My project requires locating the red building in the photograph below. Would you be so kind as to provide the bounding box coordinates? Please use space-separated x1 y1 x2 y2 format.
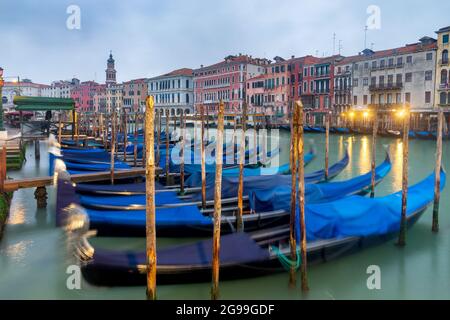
193 54 270 114
71 81 100 112
122 78 148 112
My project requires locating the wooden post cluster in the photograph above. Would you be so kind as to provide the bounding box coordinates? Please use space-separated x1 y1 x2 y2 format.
165 110 170 185
289 103 298 287
201 105 207 209
0 146 6 192
180 110 185 195
324 112 330 180
110 111 116 185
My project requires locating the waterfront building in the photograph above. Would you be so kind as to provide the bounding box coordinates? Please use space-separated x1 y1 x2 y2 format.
333 57 354 115
41 78 80 99
350 37 437 115
194 54 270 114
435 26 450 107
106 83 123 113
147 68 194 115
300 55 342 125
122 78 148 113
71 81 99 112
93 84 107 113
2 79 49 112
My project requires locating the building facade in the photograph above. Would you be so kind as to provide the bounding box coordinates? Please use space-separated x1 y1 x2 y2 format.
41 78 80 99
147 68 194 115
71 81 99 112
122 78 148 113
435 26 450 107
2 79 49 111
351 38 437 113
194 54 270 114
106 83 123 113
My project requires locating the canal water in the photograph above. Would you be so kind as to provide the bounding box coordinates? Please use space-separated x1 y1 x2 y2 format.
1 131 450 299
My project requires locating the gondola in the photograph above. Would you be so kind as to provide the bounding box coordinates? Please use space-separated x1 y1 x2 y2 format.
57 152 390 237
73 169 445 286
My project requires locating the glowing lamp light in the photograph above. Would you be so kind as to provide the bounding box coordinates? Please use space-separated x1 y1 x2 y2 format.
363 111 369 118
349 111 355 118
397 109 406 118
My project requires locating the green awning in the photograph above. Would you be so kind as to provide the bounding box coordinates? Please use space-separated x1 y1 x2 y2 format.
13 96 75 111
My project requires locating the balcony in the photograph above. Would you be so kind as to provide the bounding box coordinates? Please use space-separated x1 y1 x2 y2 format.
334 86 352 93
439 59 449 66
369 82 403 91
438 83 450 91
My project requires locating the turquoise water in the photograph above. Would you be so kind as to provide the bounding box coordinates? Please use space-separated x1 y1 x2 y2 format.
1 132 450 299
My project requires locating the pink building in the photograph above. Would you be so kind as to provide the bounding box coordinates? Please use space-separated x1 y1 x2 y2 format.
71 81 100 112
193 54 270 114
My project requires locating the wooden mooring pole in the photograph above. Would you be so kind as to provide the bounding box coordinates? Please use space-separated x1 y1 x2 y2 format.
289 103 298 287
397 105 410 246
0 146 6 192
179 110 185 195
165 110 170 185
157 110 161 167
58 112 62 145
201 105 207 209
296 100 309 292
370 109 379 198
110 111 116 185
324 112 330 180
145 96 157 300
134 113 138 167
123 110 128 162
432 109 444 232
237 102 247 232
211 100 225 300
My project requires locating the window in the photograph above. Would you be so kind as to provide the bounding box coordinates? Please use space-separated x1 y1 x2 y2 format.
387 93 393 104
364 62 369 69
425 70 433 81
379 76 385 86
440 92 447 105
406 56 413 63
304 82 307 93
353 96 358 105
388 75 394 85
425 91 431 103
396 93 402 104
397 57 403 66
443 34 449 44
363 78 369 86
405 92 411 103
380 60 385 68
363 95 368 105
396 74 403 84
371 77 376 86
372 61 377 69
441 69 448 84
354 63 359 70
304 68 308 76
388 58 394 67
426 53 433 61
443 50 449 64
405 73 412 82
353 78 359 87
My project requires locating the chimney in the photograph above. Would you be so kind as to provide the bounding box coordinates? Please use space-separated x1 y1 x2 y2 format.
200 64 204 68
291 55 295 59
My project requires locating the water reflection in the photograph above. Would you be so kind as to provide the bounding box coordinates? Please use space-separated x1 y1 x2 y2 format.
0 240 33 266
7 203 26 226
359 136 371 174
391 140 403 191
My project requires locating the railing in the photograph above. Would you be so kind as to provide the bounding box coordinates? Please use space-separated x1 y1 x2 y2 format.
369 82 403 91
439 83 449 90
439 59 449 66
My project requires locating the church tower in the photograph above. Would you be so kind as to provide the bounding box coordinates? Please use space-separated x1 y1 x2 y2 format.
106 51 117 85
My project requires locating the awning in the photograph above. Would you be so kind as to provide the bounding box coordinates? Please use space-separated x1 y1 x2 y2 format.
13 96 75 111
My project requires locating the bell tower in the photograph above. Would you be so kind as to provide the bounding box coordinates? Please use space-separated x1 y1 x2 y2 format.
106 50 117 85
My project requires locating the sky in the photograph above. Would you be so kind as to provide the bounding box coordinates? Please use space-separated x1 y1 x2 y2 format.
0 0 449 84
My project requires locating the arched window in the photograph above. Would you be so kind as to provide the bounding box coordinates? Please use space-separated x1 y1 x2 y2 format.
441 69 448 84
440 92 447 105
443 50 449 64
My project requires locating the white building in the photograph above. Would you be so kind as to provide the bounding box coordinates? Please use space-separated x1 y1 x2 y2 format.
2 79 49 111
350 37 437 112
41 78 80 99
147 68 194 115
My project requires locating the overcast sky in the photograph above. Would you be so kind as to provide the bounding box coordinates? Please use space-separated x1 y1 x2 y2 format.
0 0 449 84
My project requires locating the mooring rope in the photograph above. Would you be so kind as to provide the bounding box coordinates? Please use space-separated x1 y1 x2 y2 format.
270 246 301 271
